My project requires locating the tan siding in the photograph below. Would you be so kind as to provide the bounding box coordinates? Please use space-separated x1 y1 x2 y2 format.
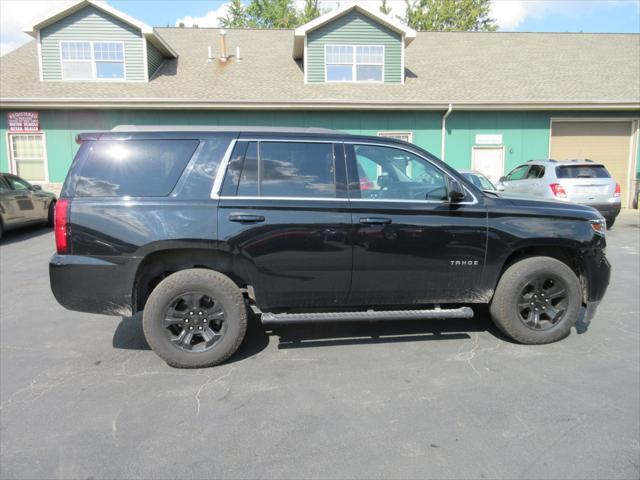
551 121 634 205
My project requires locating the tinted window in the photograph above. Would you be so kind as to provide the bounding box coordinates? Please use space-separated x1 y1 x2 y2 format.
6 176 31 190
260 142 336 198
237 142 258 196
353 145 448 201
507 166 529 181
527 165 545 179
71 140 198 197
0 177 10 192
556 165 611 179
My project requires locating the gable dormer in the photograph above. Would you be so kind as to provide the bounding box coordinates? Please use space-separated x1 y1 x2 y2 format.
24 0 176 82
293 5 416 85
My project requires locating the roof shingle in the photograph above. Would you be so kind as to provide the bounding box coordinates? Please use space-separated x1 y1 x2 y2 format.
1 28 638 108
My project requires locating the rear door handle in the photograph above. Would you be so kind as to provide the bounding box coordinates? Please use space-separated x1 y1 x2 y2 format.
359 217 392 225
228 213 265 223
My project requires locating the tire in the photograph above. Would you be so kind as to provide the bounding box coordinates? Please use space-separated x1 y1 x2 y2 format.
490 256 582 344
605 216 615 229
142 269 247 368
47 200 56 227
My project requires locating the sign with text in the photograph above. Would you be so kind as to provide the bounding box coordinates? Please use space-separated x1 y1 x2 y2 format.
475 134 503 145
7 111 40 132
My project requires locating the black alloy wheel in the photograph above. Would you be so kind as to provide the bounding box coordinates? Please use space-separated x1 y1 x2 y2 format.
163 292 227 352
517 276 568 331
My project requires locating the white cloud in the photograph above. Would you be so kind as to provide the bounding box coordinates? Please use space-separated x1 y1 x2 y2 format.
175 3 232 27
490 1 529 30
0 0 75 56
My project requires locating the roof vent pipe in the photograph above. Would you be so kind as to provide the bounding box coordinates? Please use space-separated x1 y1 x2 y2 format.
219 29 227 62
207 46 213 62
236 46 241 62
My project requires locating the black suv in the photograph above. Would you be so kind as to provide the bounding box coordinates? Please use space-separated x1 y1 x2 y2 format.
50 127 611 368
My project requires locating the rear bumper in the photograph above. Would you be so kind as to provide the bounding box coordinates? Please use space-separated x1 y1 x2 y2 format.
585 202 621 219
49 254 137 316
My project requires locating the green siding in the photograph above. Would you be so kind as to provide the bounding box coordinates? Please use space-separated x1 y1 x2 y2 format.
146 40 164 78
306 10 402 84
40 5 145 81
1 110 637 185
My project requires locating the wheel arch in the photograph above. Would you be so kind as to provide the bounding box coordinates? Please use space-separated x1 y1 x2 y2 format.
132 248 249 314
496 244 588 304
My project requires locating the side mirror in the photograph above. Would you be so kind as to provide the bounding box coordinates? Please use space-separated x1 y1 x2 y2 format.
448 178 466 202
31 184 42 191
498 176 506 183
496 183 505 192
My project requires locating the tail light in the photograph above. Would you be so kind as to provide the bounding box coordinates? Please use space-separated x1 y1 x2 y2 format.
614 183 621 198
54 199 70 254
360 179 375 190
549 183 567 199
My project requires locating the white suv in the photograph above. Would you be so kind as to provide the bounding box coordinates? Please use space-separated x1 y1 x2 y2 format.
496 160 621 228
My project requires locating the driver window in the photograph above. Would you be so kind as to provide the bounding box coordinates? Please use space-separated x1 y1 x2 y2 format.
353 145 448 201
506 166 529 181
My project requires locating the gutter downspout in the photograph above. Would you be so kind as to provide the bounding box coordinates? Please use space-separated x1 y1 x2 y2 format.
441 103 453 161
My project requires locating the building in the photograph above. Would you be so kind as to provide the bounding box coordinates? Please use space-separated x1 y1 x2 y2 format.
1 0 639 205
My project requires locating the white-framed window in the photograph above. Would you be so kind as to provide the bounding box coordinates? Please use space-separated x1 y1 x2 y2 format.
8 133 48 182
325 45 384 83
378 131 414 143
60 41 125 80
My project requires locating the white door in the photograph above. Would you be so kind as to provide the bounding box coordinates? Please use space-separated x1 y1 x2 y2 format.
472 147 505 184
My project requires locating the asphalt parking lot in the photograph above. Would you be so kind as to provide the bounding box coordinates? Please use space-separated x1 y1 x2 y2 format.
1 212 639 480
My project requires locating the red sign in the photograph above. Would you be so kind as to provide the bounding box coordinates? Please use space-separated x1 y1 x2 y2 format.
7 111 40 132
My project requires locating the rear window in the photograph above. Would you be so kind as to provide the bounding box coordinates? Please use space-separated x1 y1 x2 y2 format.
556 165 610 179
70 140 199 197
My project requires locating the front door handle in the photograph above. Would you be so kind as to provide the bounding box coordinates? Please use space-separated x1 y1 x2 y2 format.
359 217 392 225
228 213 265 223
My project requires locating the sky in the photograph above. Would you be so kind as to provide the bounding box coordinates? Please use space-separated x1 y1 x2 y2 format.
1 0 639 56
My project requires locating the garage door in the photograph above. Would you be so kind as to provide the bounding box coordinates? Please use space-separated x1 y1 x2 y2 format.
550 121 634 206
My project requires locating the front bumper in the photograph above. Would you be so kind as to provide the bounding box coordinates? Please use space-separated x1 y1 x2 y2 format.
49 254 137 316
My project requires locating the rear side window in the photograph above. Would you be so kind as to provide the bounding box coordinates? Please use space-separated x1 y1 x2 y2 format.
556 165 611 179
221 141 336 198
261 142 335 198
526 165 545 179
71 140 199 197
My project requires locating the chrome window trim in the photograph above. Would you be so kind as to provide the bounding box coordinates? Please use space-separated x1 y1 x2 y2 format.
219 196 347 202
210 139 237 199
211 138 478 205
345 141 478 205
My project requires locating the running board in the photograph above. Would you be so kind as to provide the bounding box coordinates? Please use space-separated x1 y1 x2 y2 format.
260 307 474 325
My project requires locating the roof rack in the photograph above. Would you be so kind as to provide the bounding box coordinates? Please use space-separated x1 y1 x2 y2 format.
110 125 342 134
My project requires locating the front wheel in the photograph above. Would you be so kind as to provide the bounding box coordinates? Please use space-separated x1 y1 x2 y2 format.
490 257 582 344
142 269 247 368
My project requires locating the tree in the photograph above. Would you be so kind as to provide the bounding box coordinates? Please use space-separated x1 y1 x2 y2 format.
404 0 497 31
379 0 392 15
245 0 300 28
300 0 322 24
219 0 323 29
219 0 249 28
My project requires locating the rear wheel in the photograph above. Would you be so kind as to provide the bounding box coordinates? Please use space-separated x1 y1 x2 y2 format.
490 257 581 344
142 269 247 368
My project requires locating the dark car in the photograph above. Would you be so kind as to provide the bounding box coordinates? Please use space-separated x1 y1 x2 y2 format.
49 127 611 368
0 173 57 240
